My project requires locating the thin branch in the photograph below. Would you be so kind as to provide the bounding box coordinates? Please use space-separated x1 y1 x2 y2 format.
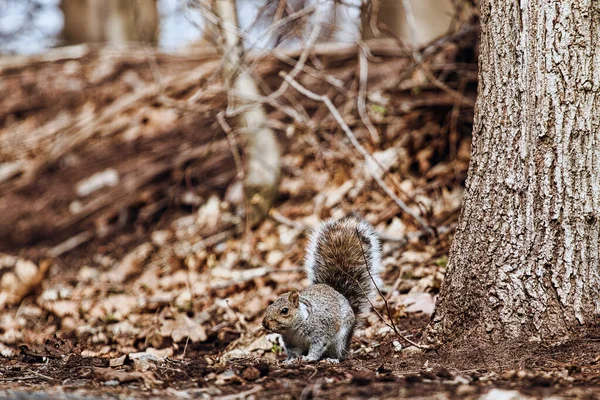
369 0 381 38
401 0 421 60
282 73 434 236
191 1 343 90
269 209 309 231
357 44 380 143
355 228 429 349
216 112 245 180
385 3 475 107
224 16 322 119
328 226 429 349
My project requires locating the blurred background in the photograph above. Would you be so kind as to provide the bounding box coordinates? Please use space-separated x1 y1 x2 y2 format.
0 0 479 394
0 0 456 54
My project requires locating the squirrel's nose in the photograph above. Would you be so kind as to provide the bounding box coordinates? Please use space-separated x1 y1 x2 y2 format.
262 318 270 330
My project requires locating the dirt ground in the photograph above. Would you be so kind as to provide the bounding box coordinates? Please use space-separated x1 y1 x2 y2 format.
3 314 600 399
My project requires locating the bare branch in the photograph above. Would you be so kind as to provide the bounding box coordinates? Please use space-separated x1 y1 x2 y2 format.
355 227 429 349
357 44 381 143
281 73 434 236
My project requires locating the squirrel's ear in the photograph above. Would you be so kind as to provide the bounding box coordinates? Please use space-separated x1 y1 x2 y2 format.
288 290 299 307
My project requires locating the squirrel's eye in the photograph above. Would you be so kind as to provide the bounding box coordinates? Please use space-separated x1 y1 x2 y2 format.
280 307 289 315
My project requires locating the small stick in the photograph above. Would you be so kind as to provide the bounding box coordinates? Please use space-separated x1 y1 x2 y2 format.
269 209 309 231
355 228 429 349
356 45 380 143
216 112 245 180
282 73 433 236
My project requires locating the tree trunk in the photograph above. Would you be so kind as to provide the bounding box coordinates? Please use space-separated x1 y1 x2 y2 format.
430 0 600 345
212 0 281 226
61 0 158 45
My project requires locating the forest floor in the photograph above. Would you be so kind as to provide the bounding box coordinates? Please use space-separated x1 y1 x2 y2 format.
2 34 600 399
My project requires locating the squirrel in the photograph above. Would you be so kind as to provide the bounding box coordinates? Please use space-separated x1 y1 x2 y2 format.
262 216 382 363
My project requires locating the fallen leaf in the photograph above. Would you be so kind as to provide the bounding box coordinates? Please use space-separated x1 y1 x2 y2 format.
402 292 435 315
159 313 207 343
107 243 153 283
0 258 51 307
109 354 127 367
93 367 161 386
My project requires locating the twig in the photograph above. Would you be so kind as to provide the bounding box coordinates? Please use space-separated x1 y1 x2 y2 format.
401 0 421 60
269 209 309 231
47 230 94 257
182 335 191 360
192 1 342 90
282 74 433 236
188 229 237 253
368 0 381 38
217 112 245 180
214 386 262 400
26 368 55 381
355 228 429 349
221 87 310 126
224 18 322 120
357 44 380 143
0 376 40 382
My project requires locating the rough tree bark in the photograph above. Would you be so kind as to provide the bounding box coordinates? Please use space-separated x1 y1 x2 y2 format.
430 0 600 345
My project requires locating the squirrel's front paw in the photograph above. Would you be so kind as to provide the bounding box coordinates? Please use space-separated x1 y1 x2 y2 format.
299 355 319 363
282 357 301 365
322 358 340 364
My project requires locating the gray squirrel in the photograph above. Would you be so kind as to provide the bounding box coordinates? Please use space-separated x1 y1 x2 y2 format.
262 216 382 363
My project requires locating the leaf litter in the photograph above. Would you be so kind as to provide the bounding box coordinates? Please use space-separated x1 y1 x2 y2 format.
1 30 598 400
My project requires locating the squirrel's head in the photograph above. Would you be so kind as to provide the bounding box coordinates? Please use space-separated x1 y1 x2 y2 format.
262 290 300 333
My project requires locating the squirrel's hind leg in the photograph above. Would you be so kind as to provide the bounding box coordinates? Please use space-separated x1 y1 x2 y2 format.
320 324 354 361
332 322 354 361
303 339 328 362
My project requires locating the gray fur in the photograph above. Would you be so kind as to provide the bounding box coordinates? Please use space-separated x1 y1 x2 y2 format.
264 285 355 361
304 216 382 316
263 217 381 362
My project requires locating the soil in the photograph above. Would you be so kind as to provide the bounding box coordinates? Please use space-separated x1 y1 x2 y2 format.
3 314 600 399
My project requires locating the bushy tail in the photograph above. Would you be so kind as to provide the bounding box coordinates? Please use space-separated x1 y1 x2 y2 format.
304 217 382 317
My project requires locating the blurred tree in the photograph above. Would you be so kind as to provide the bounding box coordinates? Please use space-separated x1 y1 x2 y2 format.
430 0 600 345
362 0 454 45
210 0 281 226
61 0 159 45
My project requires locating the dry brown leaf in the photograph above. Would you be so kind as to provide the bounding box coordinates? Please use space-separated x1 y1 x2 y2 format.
47 300 79 318
402 292 435 315
93 367 161 386
159 313 207 343
109 354 127 367
106 243 153 283
0 257 51 308
89 294 138 322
